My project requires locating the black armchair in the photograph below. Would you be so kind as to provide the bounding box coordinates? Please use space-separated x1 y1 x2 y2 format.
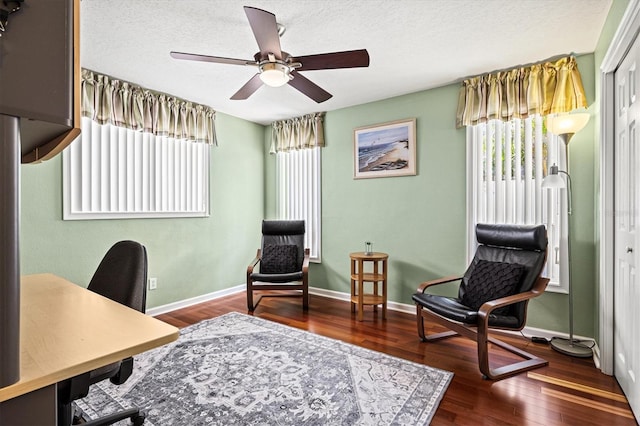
247 220 310 311
57 240 148 425
412 223 549 380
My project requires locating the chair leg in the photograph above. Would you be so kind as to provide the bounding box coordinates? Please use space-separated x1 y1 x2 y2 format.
478 333 548 380
418 306 548 380
247 281 254 311
416 305 427 341
302 278 309 311
475 311 548 380
416 305 459 342
57 400 73 426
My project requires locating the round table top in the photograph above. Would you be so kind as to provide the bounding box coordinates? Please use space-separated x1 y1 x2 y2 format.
349 252 388 260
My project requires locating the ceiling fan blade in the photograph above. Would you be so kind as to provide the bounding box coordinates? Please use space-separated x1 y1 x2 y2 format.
244 6 282 58
294 49 370 71
170 51 254 66
288 72 332 103
230 74 263 100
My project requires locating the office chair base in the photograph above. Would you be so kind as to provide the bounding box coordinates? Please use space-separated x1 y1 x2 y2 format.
80 408 145 426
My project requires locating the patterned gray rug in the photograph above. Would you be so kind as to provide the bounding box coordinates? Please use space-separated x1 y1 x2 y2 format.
76 312 452 425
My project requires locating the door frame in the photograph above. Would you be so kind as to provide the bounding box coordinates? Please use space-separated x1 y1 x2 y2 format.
600 0 640 375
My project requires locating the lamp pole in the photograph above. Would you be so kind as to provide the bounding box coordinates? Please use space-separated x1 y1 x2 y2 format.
544 131 592 358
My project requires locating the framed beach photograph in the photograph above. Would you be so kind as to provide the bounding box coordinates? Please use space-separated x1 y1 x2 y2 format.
353 118 417 179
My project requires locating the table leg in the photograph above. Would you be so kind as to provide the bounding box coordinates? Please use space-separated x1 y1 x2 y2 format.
382 259 388 320
358 259 364 321
350 258 356 313
373 260 379 314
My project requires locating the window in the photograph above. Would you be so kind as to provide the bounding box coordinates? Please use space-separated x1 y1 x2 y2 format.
63 116 210 219
276 147 321 261
467 115 568 293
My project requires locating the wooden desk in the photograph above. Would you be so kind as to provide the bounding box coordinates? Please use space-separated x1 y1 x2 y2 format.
0 273 179 424
350 252 388 321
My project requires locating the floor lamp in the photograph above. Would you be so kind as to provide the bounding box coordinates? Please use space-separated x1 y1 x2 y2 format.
542 112 592 358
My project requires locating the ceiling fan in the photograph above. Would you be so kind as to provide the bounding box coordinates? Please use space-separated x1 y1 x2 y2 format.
170 6 370 103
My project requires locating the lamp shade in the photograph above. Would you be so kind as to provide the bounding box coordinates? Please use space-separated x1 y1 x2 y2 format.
259 63 290 87
542 164 566 189
547 113 590 135
542 173 566 189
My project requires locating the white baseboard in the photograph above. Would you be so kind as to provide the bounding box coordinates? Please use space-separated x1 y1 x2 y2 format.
309 286 416 314
146 284 245 316
311 287 600 360
149 285 600 364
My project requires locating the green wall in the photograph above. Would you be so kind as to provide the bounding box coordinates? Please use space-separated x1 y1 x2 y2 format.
317 85 468 302
20 112 265 308
264 56 599 336
20 0 630 338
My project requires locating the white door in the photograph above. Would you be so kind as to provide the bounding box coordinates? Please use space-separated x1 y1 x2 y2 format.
614 33 640 419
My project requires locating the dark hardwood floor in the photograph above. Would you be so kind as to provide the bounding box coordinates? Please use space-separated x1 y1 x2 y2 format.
156 293 636 425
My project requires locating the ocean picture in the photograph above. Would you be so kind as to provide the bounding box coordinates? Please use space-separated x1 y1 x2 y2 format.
354 119 416 179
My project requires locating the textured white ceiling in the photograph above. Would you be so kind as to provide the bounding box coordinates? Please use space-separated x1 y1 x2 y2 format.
81 0 613 125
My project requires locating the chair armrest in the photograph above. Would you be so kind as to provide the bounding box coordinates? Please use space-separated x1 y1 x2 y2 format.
416 275 462 293
477 277 550 324
302 248 310 273
247 249 261 275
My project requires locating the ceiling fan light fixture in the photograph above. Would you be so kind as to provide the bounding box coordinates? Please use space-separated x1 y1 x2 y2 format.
259 62 290 87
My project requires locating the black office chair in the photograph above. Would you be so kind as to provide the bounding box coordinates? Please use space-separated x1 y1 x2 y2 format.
247 220 310 311
57 240 148 426
412 223 549 380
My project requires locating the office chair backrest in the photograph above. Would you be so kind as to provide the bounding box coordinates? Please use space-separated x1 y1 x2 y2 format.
261 220 305 269
460 223 547 324
88 240 148 313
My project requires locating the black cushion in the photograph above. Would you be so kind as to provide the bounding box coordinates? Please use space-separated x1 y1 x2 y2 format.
461 260 524 314
412 292 521 328
476 223 547 252
261 244 299 274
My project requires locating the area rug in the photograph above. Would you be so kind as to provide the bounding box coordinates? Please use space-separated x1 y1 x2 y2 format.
76 312 452 425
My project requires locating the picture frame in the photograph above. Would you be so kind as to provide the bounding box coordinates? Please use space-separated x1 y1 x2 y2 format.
353 118 417 179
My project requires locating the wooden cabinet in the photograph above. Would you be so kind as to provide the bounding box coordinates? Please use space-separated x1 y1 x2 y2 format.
349 252 388 321
0 0 81 163
0 0 80 390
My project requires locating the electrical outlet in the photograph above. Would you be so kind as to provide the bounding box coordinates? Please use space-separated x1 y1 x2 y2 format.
148 277 157 290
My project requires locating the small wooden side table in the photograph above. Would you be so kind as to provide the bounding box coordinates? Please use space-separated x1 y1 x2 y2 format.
349 252 388 321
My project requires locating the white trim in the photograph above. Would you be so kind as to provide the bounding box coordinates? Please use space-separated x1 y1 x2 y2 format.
593 340 603 371
599 0 640 376
148 284 597 362
147 284 245 316
599 70 616 375
308 287 416 314
314 288 598 363
601 0 640 70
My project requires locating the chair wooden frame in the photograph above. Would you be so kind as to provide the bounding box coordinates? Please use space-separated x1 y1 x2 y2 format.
246 247 310 311
416 274 550 380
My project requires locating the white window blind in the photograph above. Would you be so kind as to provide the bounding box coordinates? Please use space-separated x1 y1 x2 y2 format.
276 147 322 261
467 115 568 293
63 116 210 219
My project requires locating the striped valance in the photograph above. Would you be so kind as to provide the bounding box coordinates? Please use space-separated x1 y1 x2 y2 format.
81 69 217 145
456 56 587 128
270 112 325 153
